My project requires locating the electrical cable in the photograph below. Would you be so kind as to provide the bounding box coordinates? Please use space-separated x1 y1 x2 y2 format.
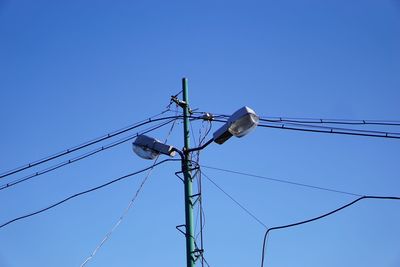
265 120 400 136
0 119 177 191
201 171 267 229
194 120 212 267
80 108 179 266
259 117 400 126
200 165 362 197
190 112 400 139
0 111 182 180
257 123 400 140
260 195 400 267
0 159 180 230
193 111 400 127
204 116 400 140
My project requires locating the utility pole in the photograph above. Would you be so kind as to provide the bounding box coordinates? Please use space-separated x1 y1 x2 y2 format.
133 78 258 266
182 78 196 267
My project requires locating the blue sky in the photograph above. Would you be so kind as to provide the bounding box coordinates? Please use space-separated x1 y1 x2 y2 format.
0 1 399 266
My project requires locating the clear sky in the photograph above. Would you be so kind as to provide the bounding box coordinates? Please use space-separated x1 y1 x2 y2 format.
1 1 400 266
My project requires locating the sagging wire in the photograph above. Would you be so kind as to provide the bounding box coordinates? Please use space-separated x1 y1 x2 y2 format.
201 171 268 229
200 165 362 197
260 195 400 267
191 111 400 140
193 119 213 267
0 110 179 180
80 105 180 266
259 117 400 127
0 159 180 230
0 119 177 191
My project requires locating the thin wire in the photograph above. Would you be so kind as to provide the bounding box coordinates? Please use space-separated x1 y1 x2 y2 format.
201 165 361 197
201 254 211 267
259 117 400 126
194 120 212 267
0 119 177 191
260 195 400 267
80 108 179 266
0 112 182 180
0 159 180 230
266 120 400 136
195 111 400 126
206 117 400 140
257 123 400 140
201 171 268 229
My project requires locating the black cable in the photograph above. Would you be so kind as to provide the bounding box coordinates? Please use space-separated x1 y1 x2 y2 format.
201 171 267 229
195 111 400 126
80 110 180 266
260 195 400 267
0 159 180 229
0 119 177 191
265 120 400 136
201 165 361 197
208 116 400 139
257 123 400 140
191 112 400 138
259 117 400 126
0 112 183 180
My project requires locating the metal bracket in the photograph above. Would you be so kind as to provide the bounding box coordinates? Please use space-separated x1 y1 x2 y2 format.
175 171 184 183
189 193 201 207
170 96 194 114
176 224 186 236
176 224 204 263
192 248 204 262
175 166 200 183
171 96 187 109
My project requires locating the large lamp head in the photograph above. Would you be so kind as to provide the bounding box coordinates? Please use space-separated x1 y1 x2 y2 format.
132 135 176 160
213 106 259 144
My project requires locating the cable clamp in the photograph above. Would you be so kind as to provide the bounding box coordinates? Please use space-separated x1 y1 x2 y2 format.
201 112 214 121
171 96 195 114
192 248 204 262
170 96 187 108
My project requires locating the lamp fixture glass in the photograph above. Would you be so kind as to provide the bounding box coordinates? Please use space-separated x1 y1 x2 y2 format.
213 106 259 144
132 135 176 160
228 112 259 137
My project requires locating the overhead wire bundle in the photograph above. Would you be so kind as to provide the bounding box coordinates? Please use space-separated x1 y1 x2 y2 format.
0 94 188 227
195 111 400 140
2 101 400 267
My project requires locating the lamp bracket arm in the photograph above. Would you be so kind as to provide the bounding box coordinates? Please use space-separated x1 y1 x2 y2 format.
186 138 214 153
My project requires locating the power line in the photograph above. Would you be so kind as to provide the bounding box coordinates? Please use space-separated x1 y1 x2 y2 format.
264 120 400 136
191 112 400 139
0 119 177 191
201 171 267 229
201 165 362 197
203 116 400 140
0 111 182 180
259 117 400 126
257 123 400 140
193 111 400 127
260 195 400 267
0 159 179 230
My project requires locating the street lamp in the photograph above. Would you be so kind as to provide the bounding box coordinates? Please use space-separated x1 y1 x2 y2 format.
132 135 176 160
131 78 258 267
213 106 259 144
133 106 259 159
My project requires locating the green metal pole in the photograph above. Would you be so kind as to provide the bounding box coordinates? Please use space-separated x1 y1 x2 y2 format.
182 78 196 267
